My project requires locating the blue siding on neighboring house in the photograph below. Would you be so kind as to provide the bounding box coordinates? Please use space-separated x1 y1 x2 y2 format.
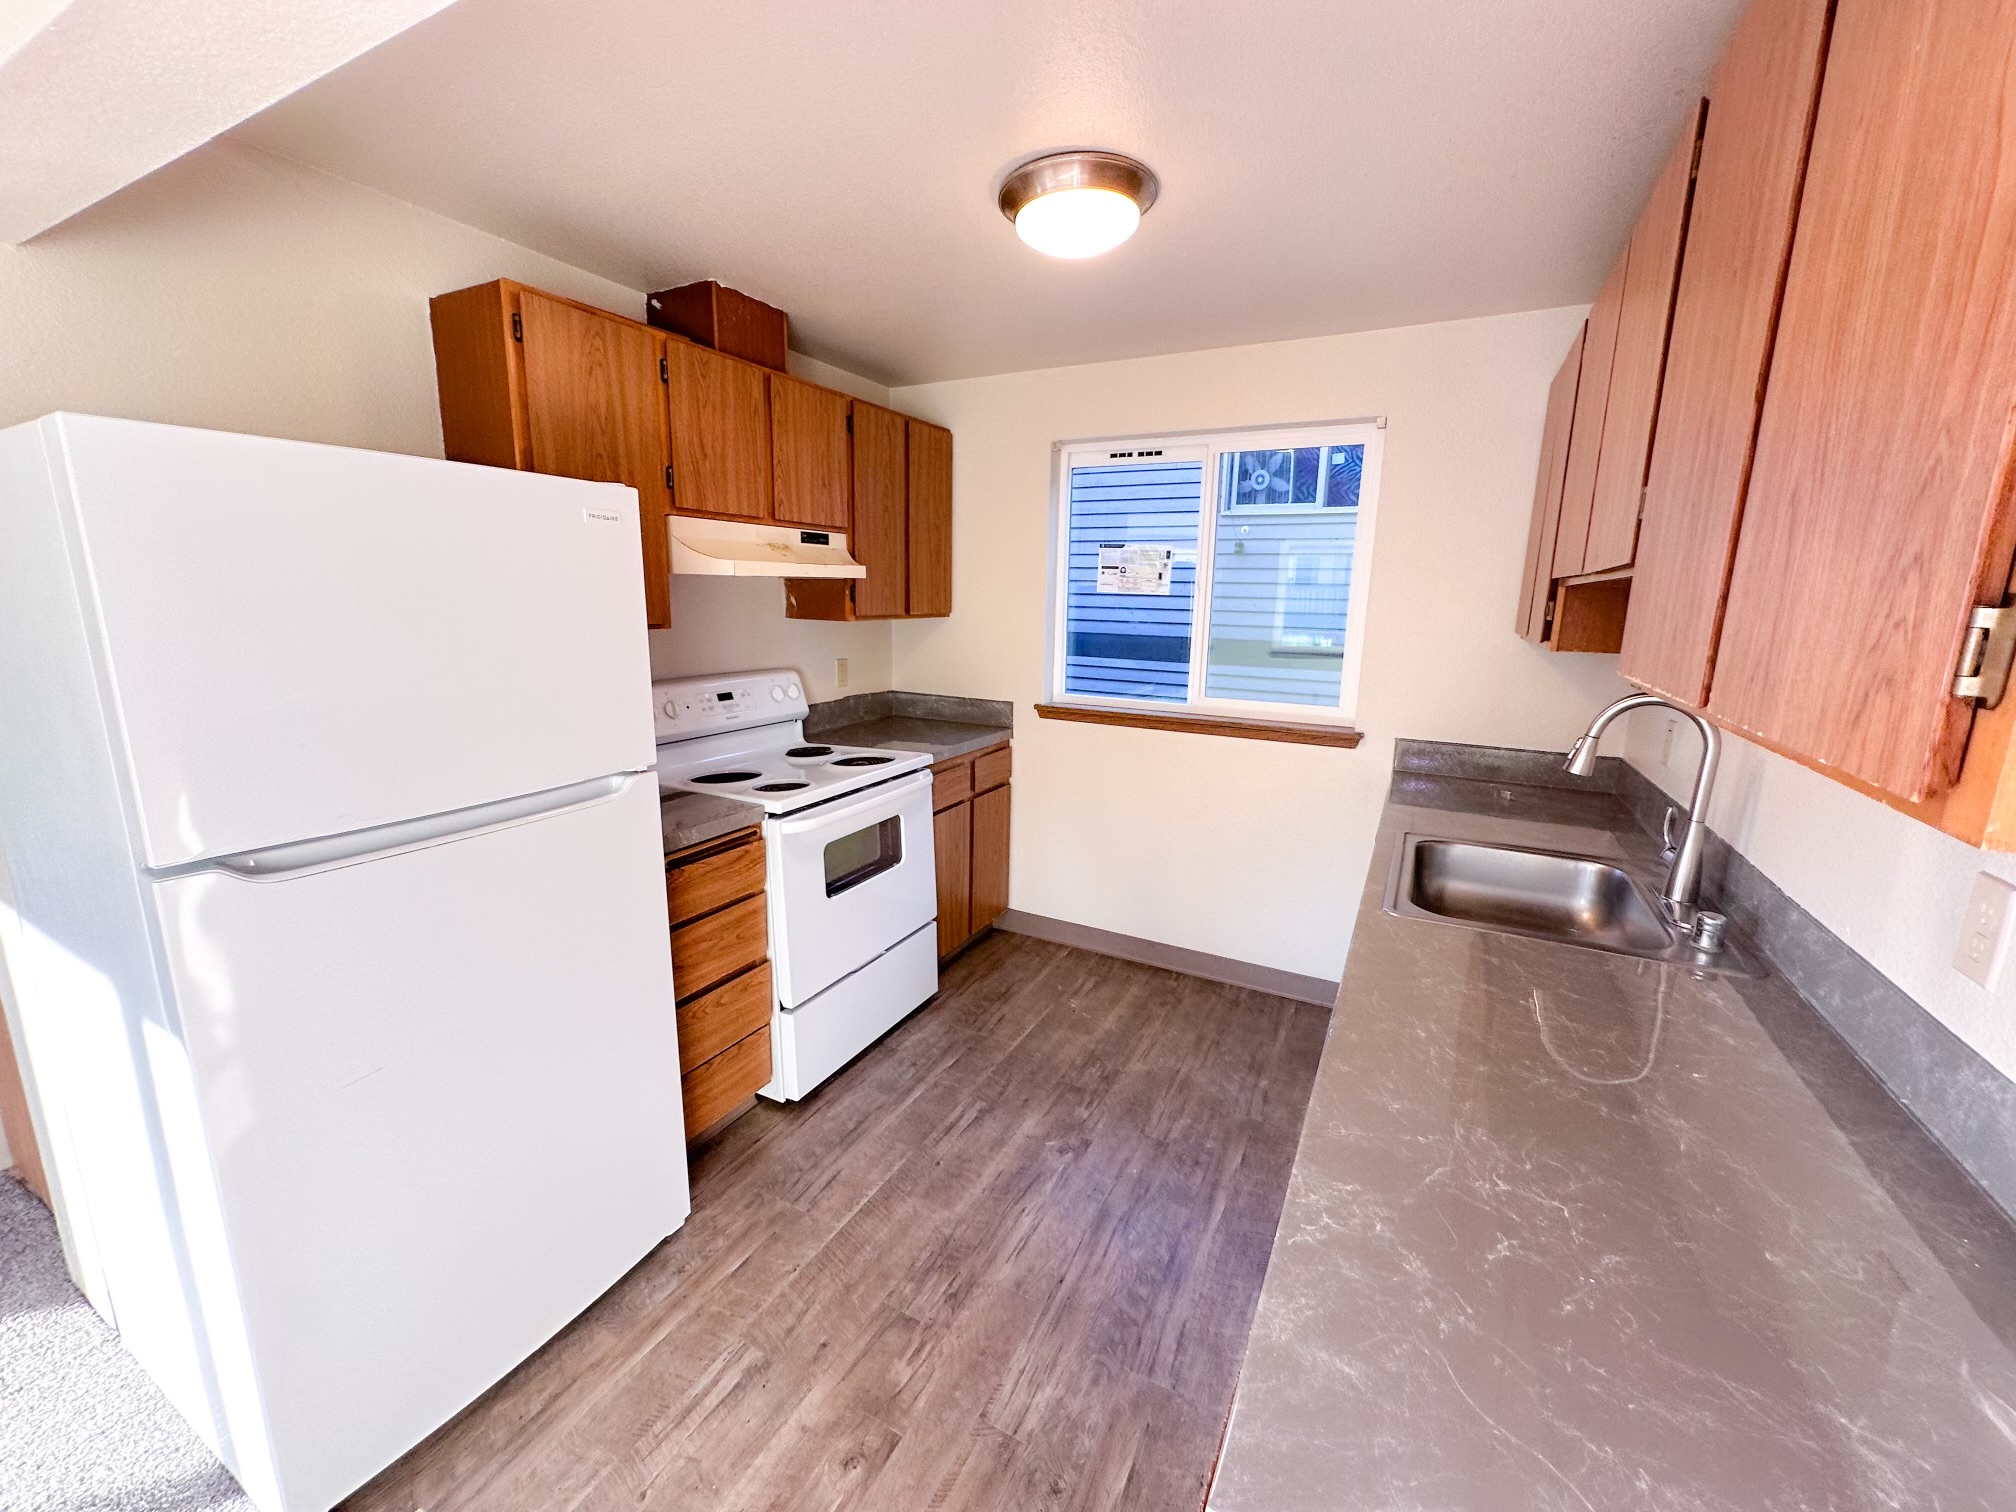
1062 453 1360 709
1205 510 1356 705
1063 462 1201 702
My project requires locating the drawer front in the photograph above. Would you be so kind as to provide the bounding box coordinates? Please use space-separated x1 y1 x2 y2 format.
666 832 766 927
933 756 972 809
682 1024 771 1138
972 745 1011 793
670 892 768 1001
676 961 773 1075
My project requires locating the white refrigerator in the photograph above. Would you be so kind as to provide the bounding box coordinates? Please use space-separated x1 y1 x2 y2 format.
0 414 689 1511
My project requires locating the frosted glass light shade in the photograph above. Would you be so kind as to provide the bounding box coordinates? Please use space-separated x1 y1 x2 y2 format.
1014 187 1142 259
998 151 1159 260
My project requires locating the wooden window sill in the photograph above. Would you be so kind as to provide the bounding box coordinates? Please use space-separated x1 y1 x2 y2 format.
1034 703 1363 747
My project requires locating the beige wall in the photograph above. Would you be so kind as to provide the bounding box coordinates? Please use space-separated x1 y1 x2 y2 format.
0 137 892 706
888 308 1629 982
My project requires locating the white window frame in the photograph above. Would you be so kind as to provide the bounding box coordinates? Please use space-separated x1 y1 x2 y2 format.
1046 419 1385 727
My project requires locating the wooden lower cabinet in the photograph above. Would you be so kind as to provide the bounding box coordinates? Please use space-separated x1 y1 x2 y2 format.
0 1000 48 1205
677 962 772 1074
970 784 1010 935
933 742 1011 960
666 830 774 1141
682 1025 772 1138
933 802 971 958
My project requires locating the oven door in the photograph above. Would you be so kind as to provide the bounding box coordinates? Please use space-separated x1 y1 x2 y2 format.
765 770 937 1008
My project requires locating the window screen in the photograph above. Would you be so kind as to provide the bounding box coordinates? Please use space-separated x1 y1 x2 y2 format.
1062 455 1201 703
1054 427 1380 722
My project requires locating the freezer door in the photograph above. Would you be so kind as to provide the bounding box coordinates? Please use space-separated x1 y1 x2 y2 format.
147 775 684 1512
50 414 656 868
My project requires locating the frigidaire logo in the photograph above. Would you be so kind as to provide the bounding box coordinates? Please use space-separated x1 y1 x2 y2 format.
583 509 621 523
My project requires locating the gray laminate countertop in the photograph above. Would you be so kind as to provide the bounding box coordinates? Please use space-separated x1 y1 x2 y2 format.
811 715 1011 764
1209 771 2016 1511
660 789 762 857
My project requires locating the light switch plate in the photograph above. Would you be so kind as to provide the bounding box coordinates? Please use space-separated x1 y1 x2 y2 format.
1954 872 2016 989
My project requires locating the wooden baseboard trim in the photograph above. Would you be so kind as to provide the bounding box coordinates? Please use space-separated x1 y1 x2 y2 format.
1035 703 1362 747
994 910 1339 1007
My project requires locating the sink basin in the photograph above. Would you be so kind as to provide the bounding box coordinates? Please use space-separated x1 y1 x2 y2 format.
1384 834 1752 973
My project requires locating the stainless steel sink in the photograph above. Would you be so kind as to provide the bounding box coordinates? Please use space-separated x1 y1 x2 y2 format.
1384 834 1753 974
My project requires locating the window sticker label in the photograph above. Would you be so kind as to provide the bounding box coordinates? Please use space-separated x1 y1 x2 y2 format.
1096 543 1175 595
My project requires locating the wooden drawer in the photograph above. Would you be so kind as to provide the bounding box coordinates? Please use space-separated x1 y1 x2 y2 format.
932 756 972 809
972 744 1011 793
676 961 772 1075
670 892 768 1001
666 831 765 927
682 1024 771 1139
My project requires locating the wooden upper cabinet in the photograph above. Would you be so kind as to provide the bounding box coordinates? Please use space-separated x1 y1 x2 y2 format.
1621 0 1834 706
1517 325 1587 643
1708 0 2016 804
1551 248 1629 579
906 418 953 617
430 280 531 472
432 277 958 633
517 290 674 626
768 373 850 530
1584 100 1707 575
666 341 771 521
850 400 910 617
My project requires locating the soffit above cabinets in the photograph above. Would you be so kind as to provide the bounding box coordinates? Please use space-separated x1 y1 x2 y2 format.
231 0 1748 385
0 0 457 244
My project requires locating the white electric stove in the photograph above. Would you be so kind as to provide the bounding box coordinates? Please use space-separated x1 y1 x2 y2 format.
653 670 939 1100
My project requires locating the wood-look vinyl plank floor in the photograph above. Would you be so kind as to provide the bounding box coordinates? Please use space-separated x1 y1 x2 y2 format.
342 931 1330 1512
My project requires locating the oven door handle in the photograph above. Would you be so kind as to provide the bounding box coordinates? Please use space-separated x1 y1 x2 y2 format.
771 769 933 838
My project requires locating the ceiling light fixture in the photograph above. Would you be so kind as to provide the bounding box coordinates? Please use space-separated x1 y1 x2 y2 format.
997 150 1159 259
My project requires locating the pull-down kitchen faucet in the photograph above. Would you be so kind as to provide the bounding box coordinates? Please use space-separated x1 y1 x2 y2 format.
1564 693 1720 927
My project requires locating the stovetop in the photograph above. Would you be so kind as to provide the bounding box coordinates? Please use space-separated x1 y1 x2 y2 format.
651 670 931 816
657 738 931 815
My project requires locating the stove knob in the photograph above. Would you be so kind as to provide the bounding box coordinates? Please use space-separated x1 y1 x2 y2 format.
661 698 679 719
770 684 785 702
787 682 802 700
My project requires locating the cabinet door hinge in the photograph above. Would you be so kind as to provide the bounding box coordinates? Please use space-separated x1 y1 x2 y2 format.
510 312 522 342
664 464 675 493
1954 601 2016 706
660 356 669 384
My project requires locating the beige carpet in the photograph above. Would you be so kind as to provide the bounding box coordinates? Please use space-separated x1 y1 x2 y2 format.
0 1174 251 1512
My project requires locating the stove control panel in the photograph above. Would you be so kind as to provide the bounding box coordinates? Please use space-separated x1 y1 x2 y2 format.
652 668 807 741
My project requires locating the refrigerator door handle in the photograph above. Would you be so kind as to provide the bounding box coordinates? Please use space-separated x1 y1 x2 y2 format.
149 771 647 883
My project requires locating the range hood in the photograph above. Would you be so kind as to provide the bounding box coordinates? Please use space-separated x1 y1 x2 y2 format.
668 517 866 578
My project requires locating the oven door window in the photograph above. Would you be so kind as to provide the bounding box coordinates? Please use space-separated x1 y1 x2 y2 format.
823 816 903 897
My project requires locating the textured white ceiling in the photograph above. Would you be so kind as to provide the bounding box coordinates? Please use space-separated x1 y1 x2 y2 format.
0 0 457 245
233 0 1745 385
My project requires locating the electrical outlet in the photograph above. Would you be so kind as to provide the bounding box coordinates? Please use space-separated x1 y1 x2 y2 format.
1660 715 1679 769
1954 872 2016 989
835 656 849 690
